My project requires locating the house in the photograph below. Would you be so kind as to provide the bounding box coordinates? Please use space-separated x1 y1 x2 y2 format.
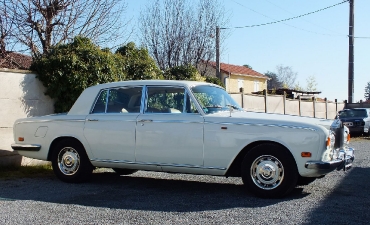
0 52 32 70
199 61 269 93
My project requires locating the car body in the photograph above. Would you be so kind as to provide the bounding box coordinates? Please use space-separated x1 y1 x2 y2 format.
336 108 370 136
11 80 354 198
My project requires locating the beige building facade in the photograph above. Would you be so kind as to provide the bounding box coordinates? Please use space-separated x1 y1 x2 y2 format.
199 61 269 93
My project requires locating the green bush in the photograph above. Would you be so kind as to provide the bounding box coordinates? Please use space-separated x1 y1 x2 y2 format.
163 64 199 80
116 42 162 80
205 76 225 88
31 36 125 113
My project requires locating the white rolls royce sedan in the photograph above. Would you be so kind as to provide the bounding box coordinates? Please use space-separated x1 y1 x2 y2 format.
11 80 354 198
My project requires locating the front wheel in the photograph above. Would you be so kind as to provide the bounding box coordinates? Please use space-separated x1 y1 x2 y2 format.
51 139 93 183
241 143 298 198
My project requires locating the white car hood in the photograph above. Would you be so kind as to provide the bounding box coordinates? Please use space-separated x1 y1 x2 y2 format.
205 110 334 130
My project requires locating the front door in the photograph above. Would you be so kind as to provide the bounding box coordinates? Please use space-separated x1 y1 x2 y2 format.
135 86 204 169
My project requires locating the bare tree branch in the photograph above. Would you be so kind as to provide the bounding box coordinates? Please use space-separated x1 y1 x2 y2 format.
6 0 129 56
140 0 227 72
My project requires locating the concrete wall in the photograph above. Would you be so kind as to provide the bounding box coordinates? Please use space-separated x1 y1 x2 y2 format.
230 92 344 119
0 69 54 166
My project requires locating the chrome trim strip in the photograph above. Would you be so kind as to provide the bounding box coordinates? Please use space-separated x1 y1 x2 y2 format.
16 119 86 124
11 144 41 151
143 120 204 124
90 159 226 170
205 121 318 131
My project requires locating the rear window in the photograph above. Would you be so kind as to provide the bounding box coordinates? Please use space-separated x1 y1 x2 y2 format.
338 109 368 118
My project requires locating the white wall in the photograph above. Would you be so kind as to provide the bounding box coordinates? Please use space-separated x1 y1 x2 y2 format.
230 92 344 119
0 69 54 166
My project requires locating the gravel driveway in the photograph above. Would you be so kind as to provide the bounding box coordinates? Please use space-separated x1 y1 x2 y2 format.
1 138 369 225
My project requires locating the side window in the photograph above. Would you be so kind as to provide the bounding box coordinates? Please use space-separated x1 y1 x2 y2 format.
91 89 108 113
146 87 185 113
91 87 142 114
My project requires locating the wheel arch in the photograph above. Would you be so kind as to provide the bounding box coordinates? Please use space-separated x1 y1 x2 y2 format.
47 136 87 161
225 140 296 177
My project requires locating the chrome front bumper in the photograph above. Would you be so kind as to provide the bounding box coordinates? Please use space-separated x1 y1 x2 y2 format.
305 147 355 172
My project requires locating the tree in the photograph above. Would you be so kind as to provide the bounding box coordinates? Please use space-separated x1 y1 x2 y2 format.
243 64 252 69
6 0 128 56
139 0 226 71
0 0 18 56
276 65 297 89
163 64 198 81
365 81 370 101
265 71 283 90
116 42 162 80
31 36 124 113
306 75 318 92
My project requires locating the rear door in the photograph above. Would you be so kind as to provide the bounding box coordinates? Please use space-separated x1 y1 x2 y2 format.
83 86 143 162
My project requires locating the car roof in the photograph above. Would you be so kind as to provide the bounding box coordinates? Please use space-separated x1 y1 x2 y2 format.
88 80 220 90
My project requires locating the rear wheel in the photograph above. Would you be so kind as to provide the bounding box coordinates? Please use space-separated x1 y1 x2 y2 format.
112 168 138 175
241 143 298 198
51 139 93 183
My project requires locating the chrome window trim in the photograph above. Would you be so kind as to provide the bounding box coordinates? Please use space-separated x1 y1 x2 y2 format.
90 158 226 170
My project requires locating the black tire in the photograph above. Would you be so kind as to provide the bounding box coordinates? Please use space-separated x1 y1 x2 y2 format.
51 139 93 183
241 143 298 198
112 168 138 175
296 176 316 186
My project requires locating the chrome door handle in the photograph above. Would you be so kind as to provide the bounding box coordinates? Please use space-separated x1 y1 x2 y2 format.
138 119 153 123
87 119 99 122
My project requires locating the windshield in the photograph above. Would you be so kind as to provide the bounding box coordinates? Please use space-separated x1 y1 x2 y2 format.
338 109 368 118
191 85 242 114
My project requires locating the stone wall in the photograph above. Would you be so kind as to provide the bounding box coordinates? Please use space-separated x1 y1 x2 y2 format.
0 69 54 166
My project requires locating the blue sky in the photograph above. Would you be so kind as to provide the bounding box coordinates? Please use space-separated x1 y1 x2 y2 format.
124 0 369 102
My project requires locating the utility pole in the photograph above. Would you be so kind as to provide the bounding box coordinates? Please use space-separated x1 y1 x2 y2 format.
348 0 354 103
216 26 221 79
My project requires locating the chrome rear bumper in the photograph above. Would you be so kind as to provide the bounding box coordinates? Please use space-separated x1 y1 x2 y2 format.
11 144 41 151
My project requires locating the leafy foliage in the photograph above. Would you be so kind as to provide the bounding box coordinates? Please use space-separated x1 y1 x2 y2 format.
116 42 162 80
31 36 124 113
205 76 225 88
365 81 370 101
163 64 199 80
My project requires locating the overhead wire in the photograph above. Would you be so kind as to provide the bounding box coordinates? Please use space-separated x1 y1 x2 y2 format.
262 0 345 36
223 0 349 38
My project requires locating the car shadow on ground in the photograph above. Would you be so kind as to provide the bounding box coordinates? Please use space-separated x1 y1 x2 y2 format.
0 171 309 212
304 167 370 224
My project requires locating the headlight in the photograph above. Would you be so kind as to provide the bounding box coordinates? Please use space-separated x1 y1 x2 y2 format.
327 131 336 150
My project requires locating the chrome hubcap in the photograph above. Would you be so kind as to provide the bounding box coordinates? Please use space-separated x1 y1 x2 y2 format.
250 155 284 190
57 147 80 176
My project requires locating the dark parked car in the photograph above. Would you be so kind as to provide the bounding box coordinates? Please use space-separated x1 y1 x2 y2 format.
337 108 370 136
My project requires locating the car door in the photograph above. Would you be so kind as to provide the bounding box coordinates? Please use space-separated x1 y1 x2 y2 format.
135 86 204 170
83 86 143 162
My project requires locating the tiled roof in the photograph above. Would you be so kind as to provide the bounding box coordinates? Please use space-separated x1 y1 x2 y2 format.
0 52 32 70
208 61 268 79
